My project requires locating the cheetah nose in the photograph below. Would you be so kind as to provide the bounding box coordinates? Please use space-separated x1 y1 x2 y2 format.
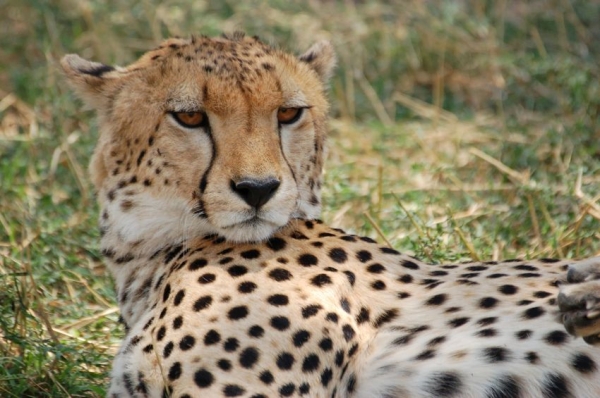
230 178 280 209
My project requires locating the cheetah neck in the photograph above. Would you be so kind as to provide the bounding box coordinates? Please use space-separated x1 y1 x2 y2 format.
97 186 216 326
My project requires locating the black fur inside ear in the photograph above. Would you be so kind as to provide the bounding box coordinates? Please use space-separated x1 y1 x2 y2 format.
61 54 116 78
299 40 336 82
84 63 116 77
61 54 121 108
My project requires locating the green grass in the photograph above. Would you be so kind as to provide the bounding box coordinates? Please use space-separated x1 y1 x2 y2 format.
1 0 599 395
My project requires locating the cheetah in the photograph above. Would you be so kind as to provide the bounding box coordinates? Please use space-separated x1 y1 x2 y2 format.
62 33 600 397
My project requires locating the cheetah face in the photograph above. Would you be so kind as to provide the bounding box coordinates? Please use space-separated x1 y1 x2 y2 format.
62 34 335 245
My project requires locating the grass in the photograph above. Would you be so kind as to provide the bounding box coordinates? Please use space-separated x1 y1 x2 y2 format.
1 0 599 395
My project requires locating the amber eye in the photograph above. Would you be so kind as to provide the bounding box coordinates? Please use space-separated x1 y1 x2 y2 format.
277 107 303 124
171 111 207 128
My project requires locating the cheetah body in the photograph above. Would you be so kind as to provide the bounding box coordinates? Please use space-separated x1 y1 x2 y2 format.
61 34 600 397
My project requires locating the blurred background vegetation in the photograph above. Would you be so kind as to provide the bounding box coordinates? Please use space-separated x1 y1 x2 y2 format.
1 0 599 395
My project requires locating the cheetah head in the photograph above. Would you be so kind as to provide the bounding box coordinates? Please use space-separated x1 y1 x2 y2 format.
62 33 335 247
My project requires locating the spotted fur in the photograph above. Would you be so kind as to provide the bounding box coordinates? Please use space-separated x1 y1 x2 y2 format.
62 33 600 397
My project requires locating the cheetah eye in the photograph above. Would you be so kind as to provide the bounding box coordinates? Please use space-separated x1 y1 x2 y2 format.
277 107 303 125
171 111 208 128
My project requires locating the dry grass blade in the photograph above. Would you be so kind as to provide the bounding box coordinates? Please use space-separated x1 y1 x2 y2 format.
64 307 119 331
574 168 600 219
392 194 425 238
364 212 393 248
447 208 481 261
526 193 542 244
393 91 458 123
469 147 529 185
356 72 393 126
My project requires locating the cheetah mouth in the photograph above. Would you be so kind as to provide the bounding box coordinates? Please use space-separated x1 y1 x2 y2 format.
216 214 285 242
221 215 278 230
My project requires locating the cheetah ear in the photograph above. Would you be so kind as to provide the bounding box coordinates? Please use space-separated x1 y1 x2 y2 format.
60 54 124 109
299 40 336 83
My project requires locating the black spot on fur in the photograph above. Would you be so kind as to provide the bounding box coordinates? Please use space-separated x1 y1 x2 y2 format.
328 248 348 263
194 368 214 388
238 281 257 293
326 312 339 323
484 375 520 398
367 263 385 273
259 370 274 384
298 253 318 266
545 330 570 345
267 294 289 306
571 353 597 374
425 372 462 397
319 338 333 351
542 373 571 398
373 309 399 328
479 297 499 309
276 352 295 370
240 249 260 259
401 260 419 270
198 273 216 284
525 351 539 364
269 268 292 281
267 237 287 251
356 250 372 262
534 291 552 298
522 306 545 319
193 295 213 311
477 317 497 326
516 329 532 340
356 307 370 324
448 317 470 328
371 280 386 290
302 304 322 318
201 327 220 345
168 362 182 380
498 284 518 295
228 306 249 320
381 247 400 255
343 270 356 285
227 265 248 277
342 324 355 341
311 273 332 287
270 316 290 331
173 289 185 306
179 335 195 350
239 347 260 369
279 383 295 397
224 337 239 352
302 354 320 372
320 368 333 387
426 293 447 306
415 349 436 360
477 328 497 337
217 359 231 371
293 330 311 347
484 347 511 363
223 384 245 397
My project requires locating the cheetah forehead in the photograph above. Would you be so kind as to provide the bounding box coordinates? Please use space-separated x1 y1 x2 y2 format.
140 34 280 77
62 32 335 115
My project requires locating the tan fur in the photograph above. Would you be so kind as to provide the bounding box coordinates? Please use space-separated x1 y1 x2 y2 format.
63 34 600 398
